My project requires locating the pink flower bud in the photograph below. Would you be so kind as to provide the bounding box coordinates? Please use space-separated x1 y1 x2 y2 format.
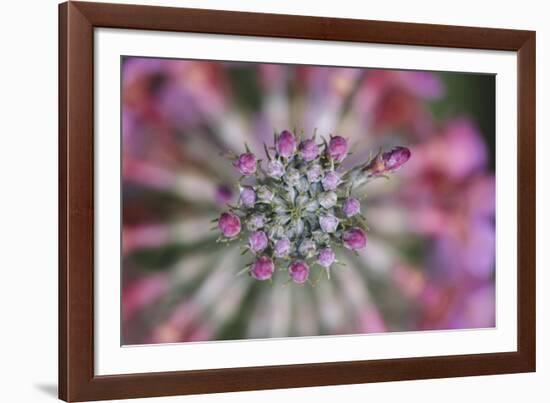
267 160 285 178
318 191 337 209
249 231 268 253
256 185 273 202
233 152 257 176
321 171 340 191
317 248 335 268
218 212 241 237
251 256 275 281
289 260 310 284
246 214 266 231
365 146 411 175
382 146 411 172
328 136 348 162
319 215 339 233
342 227 367 250
276 130 297 158
298 239 317 258
299 139 319 162
343 198 361 217
239 187 256 207
274 238 291 258
306 164 323 183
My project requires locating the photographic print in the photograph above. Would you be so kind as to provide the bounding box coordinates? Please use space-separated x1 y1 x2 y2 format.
121 57 496 345
59 5 535 399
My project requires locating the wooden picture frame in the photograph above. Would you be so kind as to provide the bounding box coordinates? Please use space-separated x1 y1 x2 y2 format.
59 1 536 401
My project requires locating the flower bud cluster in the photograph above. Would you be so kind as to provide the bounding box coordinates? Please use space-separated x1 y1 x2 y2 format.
216 130 410 284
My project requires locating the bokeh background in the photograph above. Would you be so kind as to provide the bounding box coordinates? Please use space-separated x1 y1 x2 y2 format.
121 57 495 345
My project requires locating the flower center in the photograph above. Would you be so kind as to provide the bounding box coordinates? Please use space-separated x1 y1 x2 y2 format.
289 205 304 221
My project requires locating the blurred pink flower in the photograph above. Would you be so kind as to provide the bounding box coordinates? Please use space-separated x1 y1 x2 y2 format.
461 285 496 328
391 263 426 299
120 58 495 343
150 301 213 344
359 307 388 333
123 225 170 256
405 119 487 181
122 275 168 322
435 219 495 279
215 184 233 206
353 70 443 138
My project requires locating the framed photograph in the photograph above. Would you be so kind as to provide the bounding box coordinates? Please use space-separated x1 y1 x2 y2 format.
59 1 536 401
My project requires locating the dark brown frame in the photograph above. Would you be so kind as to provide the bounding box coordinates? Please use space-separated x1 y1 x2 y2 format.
59 1 536 401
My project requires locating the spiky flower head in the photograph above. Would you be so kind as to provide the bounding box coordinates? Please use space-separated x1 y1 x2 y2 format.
215 129 410 284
